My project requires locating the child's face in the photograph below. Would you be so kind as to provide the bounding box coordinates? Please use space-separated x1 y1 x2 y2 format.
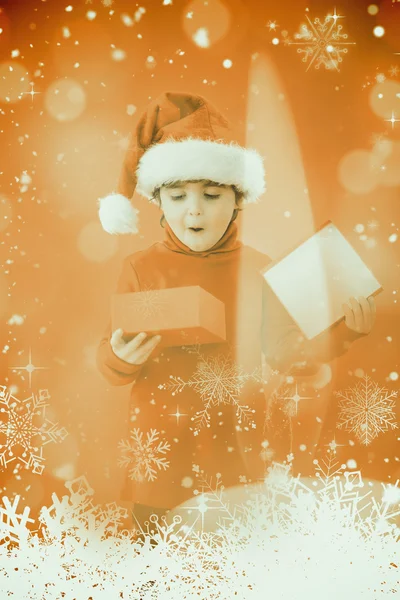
159 180 237 252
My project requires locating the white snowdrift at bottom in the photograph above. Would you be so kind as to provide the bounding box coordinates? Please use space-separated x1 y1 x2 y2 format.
0 459 399 599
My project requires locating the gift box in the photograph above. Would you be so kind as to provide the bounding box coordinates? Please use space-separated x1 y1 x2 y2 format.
261 220 383 340
111 285 226 348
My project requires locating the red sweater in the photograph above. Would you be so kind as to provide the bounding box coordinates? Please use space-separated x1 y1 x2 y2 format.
96 220 365 509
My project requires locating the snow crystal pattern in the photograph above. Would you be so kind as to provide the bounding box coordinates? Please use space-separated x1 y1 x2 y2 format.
0 495 35 546
178 471 242 532
117 428 171 482
159 352 265 435
334 374 398 445
0 386 68 474
125 283 167 320
38 475 129 543
282 10 356 71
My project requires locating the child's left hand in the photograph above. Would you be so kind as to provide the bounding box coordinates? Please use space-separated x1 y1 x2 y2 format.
342 296 376 334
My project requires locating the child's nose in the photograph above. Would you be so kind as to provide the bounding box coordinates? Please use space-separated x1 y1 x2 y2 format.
187 196 202 214
188 206 201 215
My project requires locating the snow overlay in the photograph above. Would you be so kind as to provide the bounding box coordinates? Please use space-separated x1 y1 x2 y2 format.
0 455 399 599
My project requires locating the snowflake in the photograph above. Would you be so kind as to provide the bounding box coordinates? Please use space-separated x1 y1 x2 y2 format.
101 0 114 7
266 20 279 31
0 386 68 474
0 495 35 547
117 428 171 482
178 470 241 532
282 9 356 71
126 284 167 320
39 475 129 542
365 65 399 91
334 374 398 445
159 352 265 434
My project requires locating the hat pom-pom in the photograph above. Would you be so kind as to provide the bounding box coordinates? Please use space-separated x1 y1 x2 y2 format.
98 193 140 234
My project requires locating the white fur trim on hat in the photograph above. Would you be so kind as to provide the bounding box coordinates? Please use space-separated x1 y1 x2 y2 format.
136 137 266 203
98 193 140 235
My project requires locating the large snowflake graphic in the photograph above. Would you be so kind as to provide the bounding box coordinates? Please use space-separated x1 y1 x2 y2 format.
334 374 398 445
282 9 356 71
159 352 265 435
117 428 171 482
0 385 68 474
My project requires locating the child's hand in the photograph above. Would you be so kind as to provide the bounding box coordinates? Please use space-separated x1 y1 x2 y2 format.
110 329 162 365
342 296 376 334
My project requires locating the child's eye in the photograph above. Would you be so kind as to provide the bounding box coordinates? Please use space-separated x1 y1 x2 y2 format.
170 194 220 200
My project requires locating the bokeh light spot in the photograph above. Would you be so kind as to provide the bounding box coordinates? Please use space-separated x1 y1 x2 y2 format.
378 141 400 187
45 78 86 122
367 5 379 16
369 80 400 120
338 150 379 194
183 0 231 48
373 25 385 38
77 221 119 262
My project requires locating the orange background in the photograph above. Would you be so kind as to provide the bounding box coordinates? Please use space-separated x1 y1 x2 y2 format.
0 0 399 519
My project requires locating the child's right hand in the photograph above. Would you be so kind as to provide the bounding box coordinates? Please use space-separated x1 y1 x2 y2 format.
110 329 162 365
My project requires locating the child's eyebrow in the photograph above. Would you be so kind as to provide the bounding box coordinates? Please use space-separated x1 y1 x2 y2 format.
164 180 228 189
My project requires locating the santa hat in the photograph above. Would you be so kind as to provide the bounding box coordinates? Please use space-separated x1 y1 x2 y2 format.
98 91 266 235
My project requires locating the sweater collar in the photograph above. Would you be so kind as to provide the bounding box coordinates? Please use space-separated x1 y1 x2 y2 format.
162 220 242 257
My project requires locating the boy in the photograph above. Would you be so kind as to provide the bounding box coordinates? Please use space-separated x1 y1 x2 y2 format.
96 91 376 528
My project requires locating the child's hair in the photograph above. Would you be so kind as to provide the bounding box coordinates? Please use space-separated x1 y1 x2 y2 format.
151 180 244 229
